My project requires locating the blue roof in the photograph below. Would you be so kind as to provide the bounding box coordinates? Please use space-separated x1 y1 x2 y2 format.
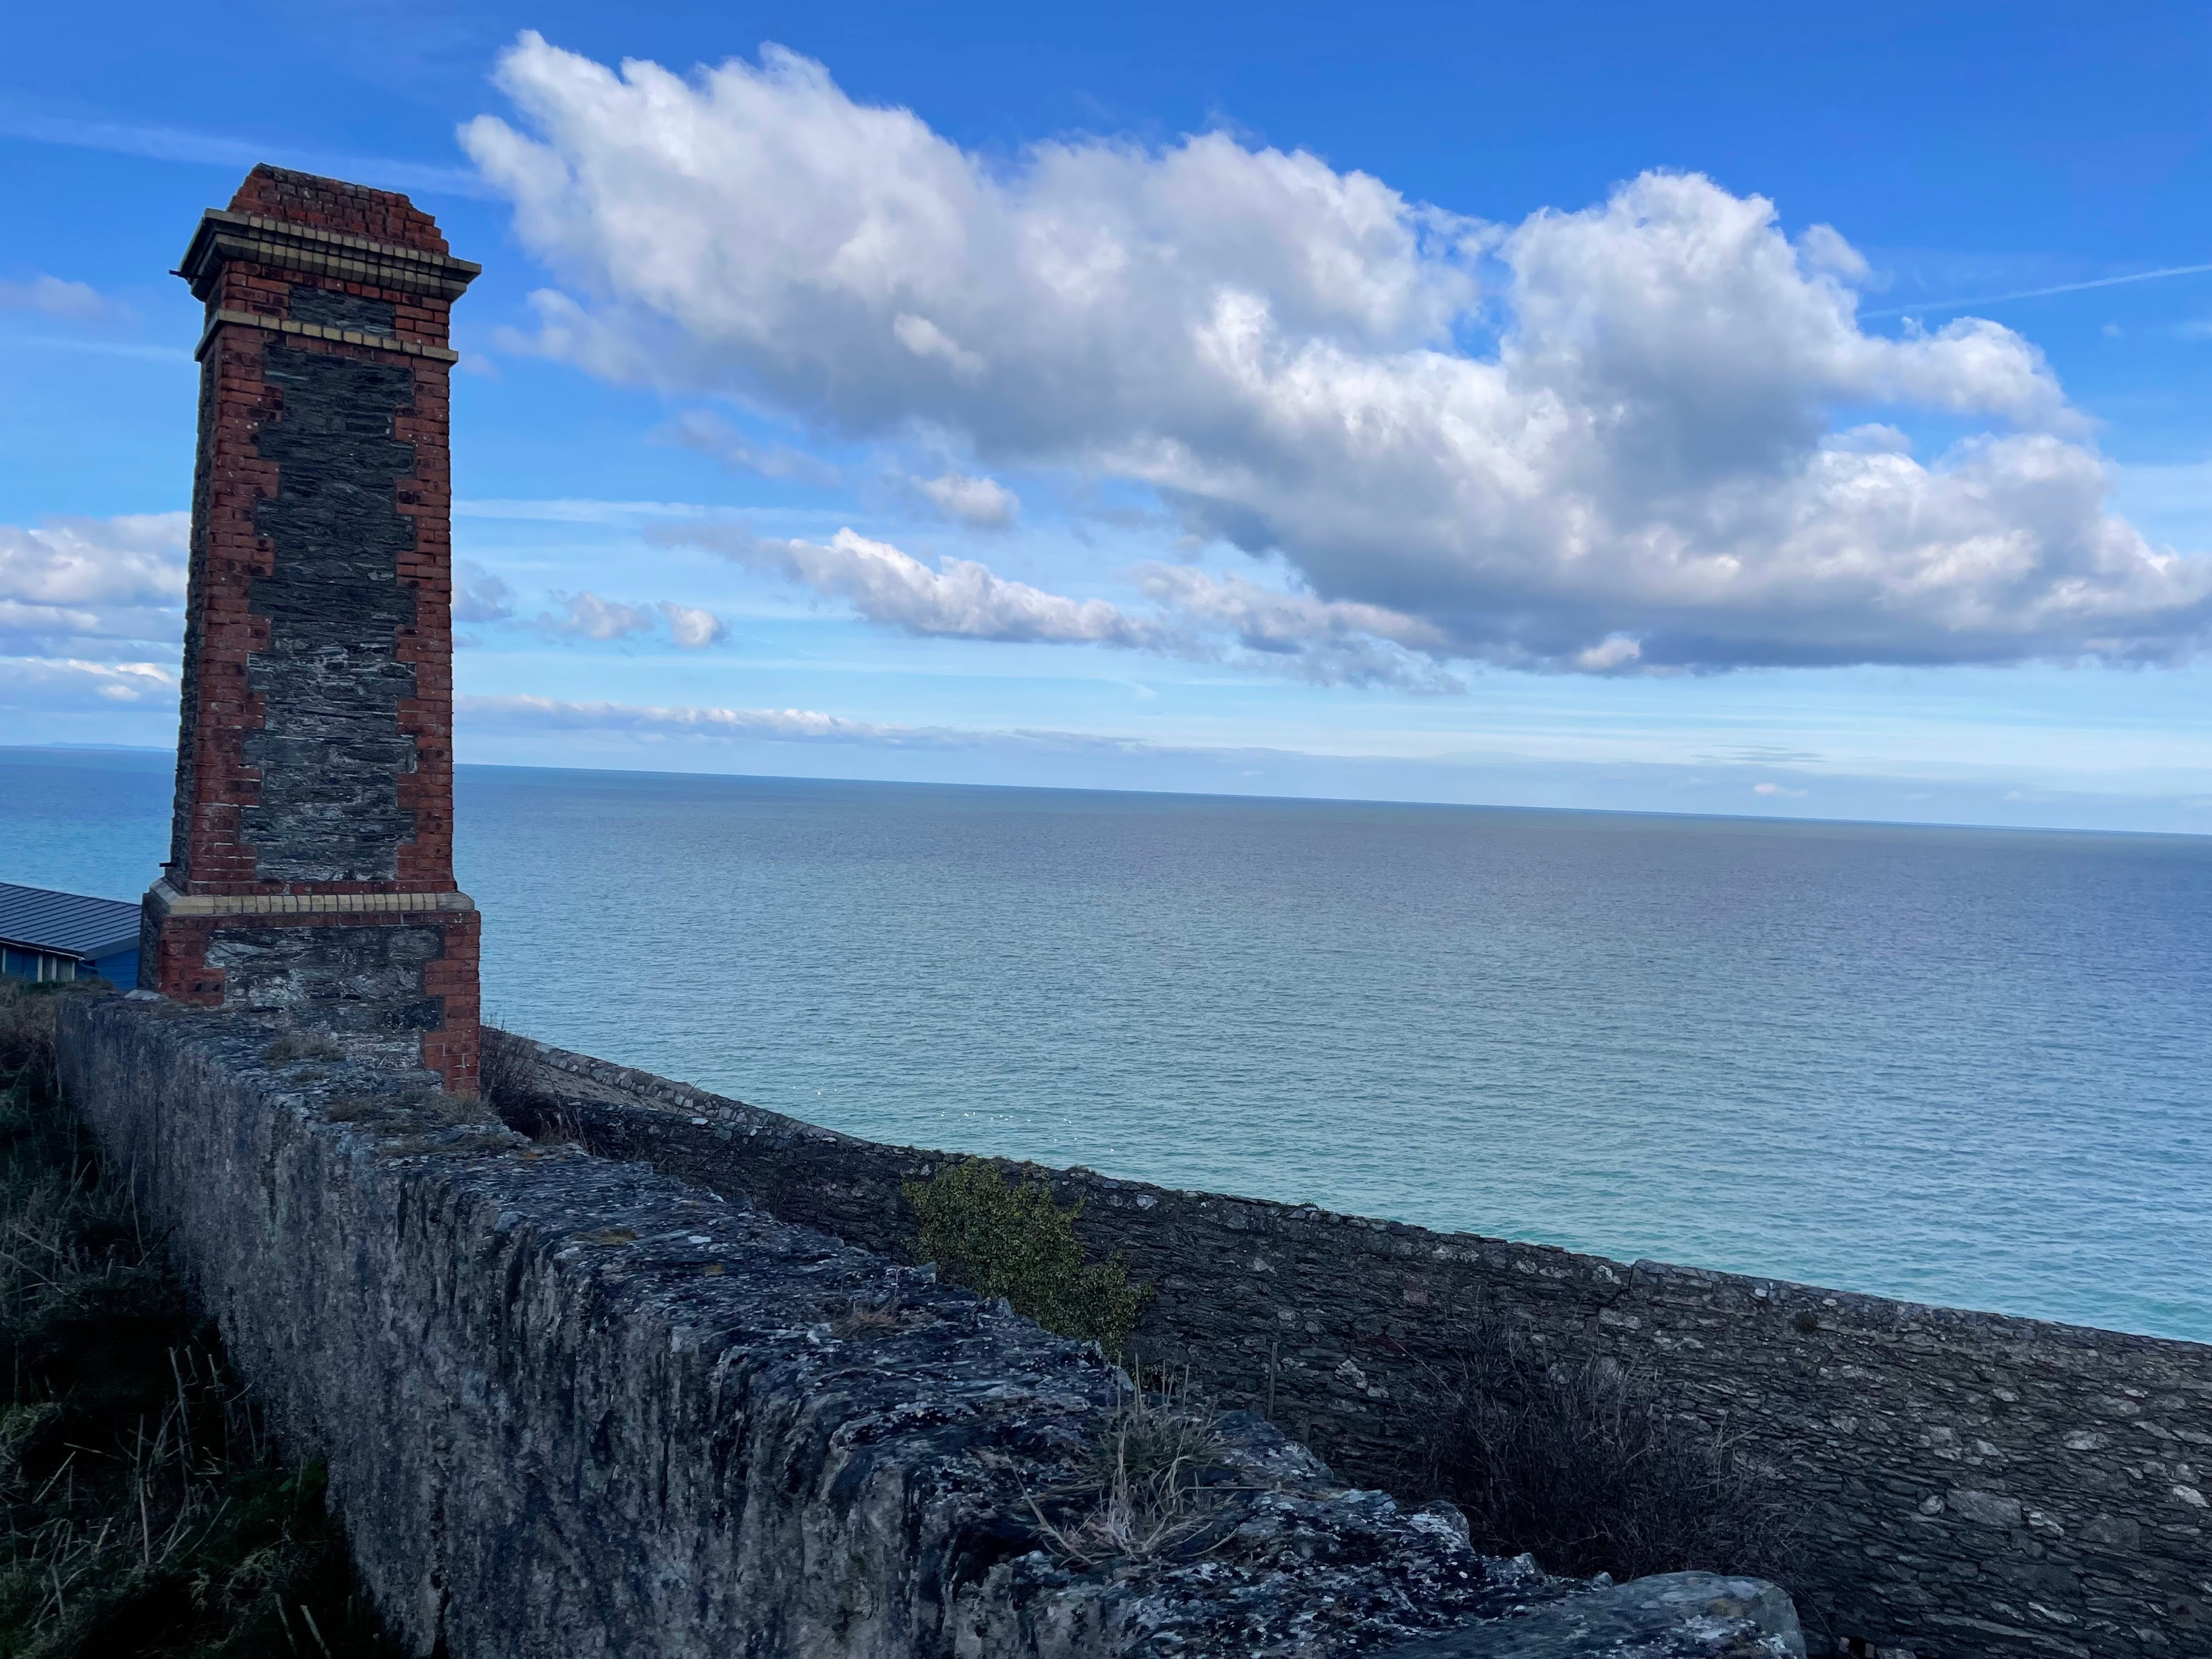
0 882 141 960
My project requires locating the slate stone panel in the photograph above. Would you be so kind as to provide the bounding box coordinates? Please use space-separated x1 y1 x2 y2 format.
243 345 421 882
288 282 397 336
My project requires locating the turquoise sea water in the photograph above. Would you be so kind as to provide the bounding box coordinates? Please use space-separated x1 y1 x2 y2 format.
6 746 2210 1343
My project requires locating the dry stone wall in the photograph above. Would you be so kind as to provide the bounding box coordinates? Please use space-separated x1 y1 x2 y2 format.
492 1032 2211 1659
56 996 1803 1659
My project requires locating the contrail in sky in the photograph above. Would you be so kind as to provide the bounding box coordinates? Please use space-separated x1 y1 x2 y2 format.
0 112 493 199
1862 263 2212 319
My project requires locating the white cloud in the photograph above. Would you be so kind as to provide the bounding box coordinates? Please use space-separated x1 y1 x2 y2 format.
1 512 185 607
458 693 1170 756
0 512 187 656
659 408 841 485
464 34 2212 671
1573 636 1644 673
658 600 729 647
0 274 120 323
893 313 985 382
916 471 1017 529
462 693 899 741
677 523 1169 649
454 562 516 623
539 590 656 641
1752 781 1809 798
663 521 1458 689
454 497 724 523
1130 563 1458 689
535 588 727 649
0 657 177 710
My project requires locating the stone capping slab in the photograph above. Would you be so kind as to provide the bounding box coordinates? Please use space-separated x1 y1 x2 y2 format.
501 1031 2205 1354
58 996 1805 1659
178 208 481 302
194 308 462 364
1374 1573 1803 1658
146 880 476 918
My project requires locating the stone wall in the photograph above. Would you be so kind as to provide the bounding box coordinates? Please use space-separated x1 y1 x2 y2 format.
56 995 1804 1659
491 1032 2211 1659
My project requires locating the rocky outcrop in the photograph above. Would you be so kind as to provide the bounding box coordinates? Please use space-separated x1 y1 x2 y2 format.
57 995 1801 1658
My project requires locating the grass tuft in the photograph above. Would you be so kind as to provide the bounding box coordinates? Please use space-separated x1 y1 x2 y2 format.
261 1032 344 1065
1027 1369 1242 1568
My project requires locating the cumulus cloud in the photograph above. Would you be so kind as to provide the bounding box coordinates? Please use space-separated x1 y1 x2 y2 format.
535 588 727 649
0 274 121 323
0 512 188 656
539 590 655 641
658 599 729 647
914 471 1018 529
464 35 2212 670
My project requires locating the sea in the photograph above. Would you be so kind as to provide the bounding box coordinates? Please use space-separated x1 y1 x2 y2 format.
5 745 2209 1345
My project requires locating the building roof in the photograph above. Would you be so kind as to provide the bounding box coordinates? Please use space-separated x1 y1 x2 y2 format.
0 882 140 960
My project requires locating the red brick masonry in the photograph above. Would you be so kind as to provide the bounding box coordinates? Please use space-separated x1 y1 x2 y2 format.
147 167 482 1092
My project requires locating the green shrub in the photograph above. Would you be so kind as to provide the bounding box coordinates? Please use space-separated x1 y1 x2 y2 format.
903 1160 1146 1356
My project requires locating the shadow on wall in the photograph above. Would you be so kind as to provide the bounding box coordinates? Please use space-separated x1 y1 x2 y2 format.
1398 1315 1803 1589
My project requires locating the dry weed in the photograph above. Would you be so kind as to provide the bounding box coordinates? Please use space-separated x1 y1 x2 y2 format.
1403 1315 1803 1586
262 1031 344 1065
1027 1369 1244 1568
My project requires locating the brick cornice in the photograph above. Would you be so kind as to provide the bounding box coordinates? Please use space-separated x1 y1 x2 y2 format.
177 209 482 303
194 307 461 364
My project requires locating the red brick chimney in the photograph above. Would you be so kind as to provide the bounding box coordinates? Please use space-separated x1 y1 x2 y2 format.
144 166 483 1093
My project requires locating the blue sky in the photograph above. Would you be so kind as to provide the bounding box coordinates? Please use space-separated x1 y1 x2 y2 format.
4 1 2211 831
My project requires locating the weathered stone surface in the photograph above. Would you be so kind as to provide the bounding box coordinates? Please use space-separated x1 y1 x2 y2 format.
491 1031 2212 1659
58 996 1799 1658
1374 1574 1802 1658
245 342 422 884
205 923 445 1065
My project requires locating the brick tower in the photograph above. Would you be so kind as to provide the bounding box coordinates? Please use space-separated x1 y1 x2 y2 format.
144 167 483 1093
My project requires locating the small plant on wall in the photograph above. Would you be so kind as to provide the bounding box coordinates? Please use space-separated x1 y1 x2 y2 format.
903 1159 1147 1356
